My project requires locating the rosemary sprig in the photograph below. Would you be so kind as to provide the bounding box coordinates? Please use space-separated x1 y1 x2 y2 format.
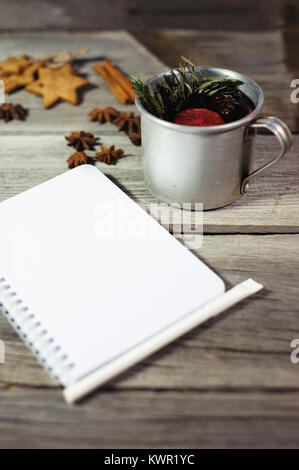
131 58 243 120
130 74 163 118
196 76 243 96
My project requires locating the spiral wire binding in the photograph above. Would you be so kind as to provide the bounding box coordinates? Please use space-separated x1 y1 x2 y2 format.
0 277 75 386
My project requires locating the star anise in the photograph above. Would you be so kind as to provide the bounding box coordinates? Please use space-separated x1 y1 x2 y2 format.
67 151 93 168
65 131 97 151
113 111 141 145
89 107 119 123
95 145 124 165
113 111 133 132
129 131 141 146
0 103 28 122
128 115 141 146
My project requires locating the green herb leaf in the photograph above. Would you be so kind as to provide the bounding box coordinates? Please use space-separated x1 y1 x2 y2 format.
130 59 244 120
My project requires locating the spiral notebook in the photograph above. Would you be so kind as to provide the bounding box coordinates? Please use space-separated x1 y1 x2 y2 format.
0 165 261 403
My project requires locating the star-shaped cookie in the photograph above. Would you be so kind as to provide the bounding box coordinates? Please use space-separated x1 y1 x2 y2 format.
0 55 30 76
2 61 45 93
25 64 88 108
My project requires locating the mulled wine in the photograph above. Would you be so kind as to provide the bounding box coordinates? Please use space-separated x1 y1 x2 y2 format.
173 90 254 127
131 57 255 127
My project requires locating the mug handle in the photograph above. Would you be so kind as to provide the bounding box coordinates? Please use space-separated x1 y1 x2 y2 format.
240 116 293 194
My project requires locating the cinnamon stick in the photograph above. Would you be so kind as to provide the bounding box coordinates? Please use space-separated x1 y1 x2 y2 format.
102 60 135 103
93 64 130 104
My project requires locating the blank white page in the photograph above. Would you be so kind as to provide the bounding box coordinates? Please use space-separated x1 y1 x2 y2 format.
0 165 224 385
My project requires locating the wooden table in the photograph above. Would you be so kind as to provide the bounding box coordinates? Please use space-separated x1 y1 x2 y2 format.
0 30 299 449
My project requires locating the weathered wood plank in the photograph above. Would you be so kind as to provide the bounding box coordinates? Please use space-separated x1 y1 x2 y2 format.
0 388 299 448
1 234 299 391
0 133 298 233
0 0 283 32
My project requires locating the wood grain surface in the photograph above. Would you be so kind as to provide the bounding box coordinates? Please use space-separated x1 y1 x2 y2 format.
0 0 285 32
0 30 298 449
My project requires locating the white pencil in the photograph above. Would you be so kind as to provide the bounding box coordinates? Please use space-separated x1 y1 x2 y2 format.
63 278 263 404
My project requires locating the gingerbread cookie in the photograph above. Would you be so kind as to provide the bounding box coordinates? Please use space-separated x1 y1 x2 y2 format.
25 64 88 108
2 61 45 93
25 80 43 97
0 55 30 76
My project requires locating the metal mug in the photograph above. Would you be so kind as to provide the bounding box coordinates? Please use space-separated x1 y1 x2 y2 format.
135 67 293 210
